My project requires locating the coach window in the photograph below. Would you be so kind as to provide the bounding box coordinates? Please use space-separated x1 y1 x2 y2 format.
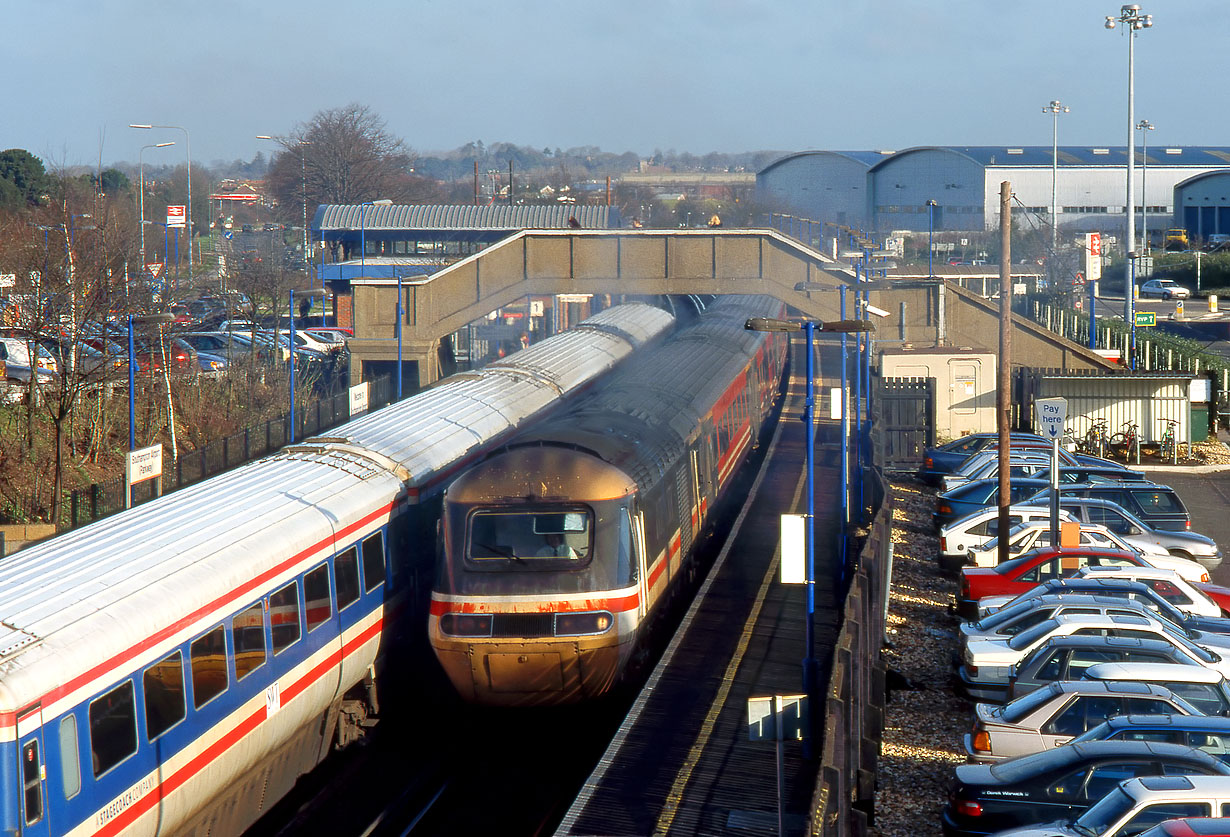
22 739 41 824
335 547 360 610
362 532 386 593
89 681 137 777
144 650 186 738
270 581 302 654
59 715 80 799
190 626 228 709
304 563 332 632
232 604 266 681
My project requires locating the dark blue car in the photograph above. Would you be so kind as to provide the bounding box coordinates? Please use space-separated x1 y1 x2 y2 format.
934 477 1053 530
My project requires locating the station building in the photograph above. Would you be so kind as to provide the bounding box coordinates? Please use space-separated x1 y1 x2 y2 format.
757 146 1230 244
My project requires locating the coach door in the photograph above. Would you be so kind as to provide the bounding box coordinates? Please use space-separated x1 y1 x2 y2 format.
632 510 649 620
16 704 48 837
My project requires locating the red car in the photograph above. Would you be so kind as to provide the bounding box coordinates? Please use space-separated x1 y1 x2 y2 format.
957 547 1181 620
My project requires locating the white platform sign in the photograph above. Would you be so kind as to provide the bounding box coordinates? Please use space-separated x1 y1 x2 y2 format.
349 381 370 416
125 444 163 484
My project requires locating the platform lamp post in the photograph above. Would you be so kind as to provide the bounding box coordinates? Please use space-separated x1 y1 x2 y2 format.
1136 119 1154 254
745 312 872 758
137 142 175 268
1106 4 1152 370
131 125 192 274
1042 101 1070 262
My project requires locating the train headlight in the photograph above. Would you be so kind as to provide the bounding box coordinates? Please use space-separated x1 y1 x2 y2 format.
439 613 493 637
555 611 613 636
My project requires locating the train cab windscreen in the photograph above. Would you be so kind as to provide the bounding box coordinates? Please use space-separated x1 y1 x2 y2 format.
468 510 591 564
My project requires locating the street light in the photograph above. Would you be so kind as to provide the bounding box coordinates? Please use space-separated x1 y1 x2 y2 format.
1137 119 1155 253
138 142 175 268
257 135 312 284
131 124 192 274
1106 3 1152 370
745 313 872 757
926 200 938 278
1042 101 1070 259
359 199 393 270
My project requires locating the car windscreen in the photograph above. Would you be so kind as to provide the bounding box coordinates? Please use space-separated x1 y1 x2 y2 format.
1008 619 1064 651
1002 684 1063 723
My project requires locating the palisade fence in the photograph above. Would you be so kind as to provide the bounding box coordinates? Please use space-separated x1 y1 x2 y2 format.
1030 300 1230 429
809 469 890 836
872 377 935 472
63 375 399 533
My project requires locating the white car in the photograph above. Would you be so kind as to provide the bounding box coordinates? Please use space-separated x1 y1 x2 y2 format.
938 505 1073 571
977 566 1226 620
959 609 1230 702
1139 278 1191 299
966 521 1171 568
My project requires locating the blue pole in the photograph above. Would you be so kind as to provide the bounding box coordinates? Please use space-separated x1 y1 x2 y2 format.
1129 257 1137 370
174 228 180 287
396 282 403 400
839 287 849 581
853 265 863 519
802 320 817 758
128 316 135 451
289 290 296 443
360 205 366 269
1089 273 1097 350
928 203 934 277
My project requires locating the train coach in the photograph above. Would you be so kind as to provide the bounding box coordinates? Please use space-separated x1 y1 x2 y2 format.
428 295 790 707
0 302 672 837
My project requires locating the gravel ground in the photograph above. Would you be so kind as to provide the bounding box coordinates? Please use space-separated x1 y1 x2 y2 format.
870 477 968 837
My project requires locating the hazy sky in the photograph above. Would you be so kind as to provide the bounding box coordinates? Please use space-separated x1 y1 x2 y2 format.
6 0 1226 170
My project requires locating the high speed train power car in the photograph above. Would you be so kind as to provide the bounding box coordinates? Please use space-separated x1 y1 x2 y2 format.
0 302 671 837
429 295 789 706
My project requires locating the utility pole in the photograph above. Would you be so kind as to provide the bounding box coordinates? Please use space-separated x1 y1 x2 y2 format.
997 181 1013 568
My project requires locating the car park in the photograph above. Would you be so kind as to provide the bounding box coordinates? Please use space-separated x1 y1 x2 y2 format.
965 681 1206 762
936 478 1054 530
1140 278 1191 300
974 574 1228 621
940 740 1230 837
940 506 1077 572
957 548 1210 619
1071 714 1230 761
919 433 1050 485
1025 498 1220 569
958 610 1230 703
965 521 1171 568
991 775 1230 836
1005 636 1228 703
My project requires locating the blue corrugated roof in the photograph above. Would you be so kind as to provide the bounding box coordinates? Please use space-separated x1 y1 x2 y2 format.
757 150 892 177
314 204 615 232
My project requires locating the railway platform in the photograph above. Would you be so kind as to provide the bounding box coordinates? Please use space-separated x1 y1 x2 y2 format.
554 336 850 837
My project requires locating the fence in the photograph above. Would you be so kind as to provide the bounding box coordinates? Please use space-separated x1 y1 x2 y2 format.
872 376 935 471
64 375 398 532
809 470 890 835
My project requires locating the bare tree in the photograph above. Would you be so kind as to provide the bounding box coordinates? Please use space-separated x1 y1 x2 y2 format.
266 104 437 211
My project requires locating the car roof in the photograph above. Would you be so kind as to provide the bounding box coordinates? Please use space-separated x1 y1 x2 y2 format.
1126 774 1230 796
1080 565 1185 581
1029 634 1179 652
1101 714 1230 732
1044 679 1185 698
1085 662 1224 684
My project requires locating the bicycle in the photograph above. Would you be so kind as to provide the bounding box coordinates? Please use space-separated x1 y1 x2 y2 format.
1158 419 1178 462
1107 421 1139 462
1076 418 1109 458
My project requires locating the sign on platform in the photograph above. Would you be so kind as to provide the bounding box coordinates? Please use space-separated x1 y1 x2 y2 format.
0 273 14 288
748 694 808 742
126 444 163 485
1086 233 1103 283
348 381 370 417
1135 311 1157 327
1034 397 1068 441
146 263 163 278
166 205 186 228
780 514 806 584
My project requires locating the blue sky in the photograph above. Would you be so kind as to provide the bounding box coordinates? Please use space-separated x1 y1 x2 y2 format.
5 0 1226 169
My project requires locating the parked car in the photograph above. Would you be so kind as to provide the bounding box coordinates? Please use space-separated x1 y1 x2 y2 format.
973 574 1229 622
942 454 1056 493
1032 465 1150 485
940 506 1076 572
1140 278 1192 300
965 681 1206 763
990 775 1230 836
958 548 1210 619
1071 714 1230 759
936 478 1054 530
1006 636 1230 703
965 522 1171 568
1082 663 1230 717
1138 817 1230 837
958 610 1230 703
1025 497 1220 569
918 432 1049 484
132 335 198 374
196 350 227 373
940 740 1230 837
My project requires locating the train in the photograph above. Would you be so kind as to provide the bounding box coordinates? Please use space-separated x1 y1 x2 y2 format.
428 295 790 706
0 302 673 837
